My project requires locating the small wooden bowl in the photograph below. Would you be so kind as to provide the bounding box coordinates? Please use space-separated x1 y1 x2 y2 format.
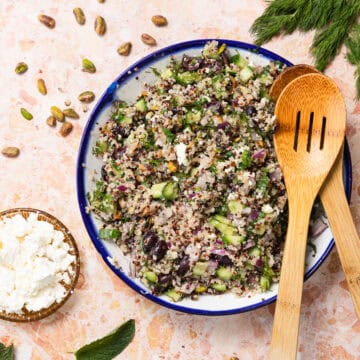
0 208 80 322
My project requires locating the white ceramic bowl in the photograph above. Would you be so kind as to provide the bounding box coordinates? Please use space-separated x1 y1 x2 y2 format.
77 39 352 315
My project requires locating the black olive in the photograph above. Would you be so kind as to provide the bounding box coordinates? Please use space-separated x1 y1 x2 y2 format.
112 146 126 160
150 240 168 261
158 274 172 287
244 105 257 117
142 231 159 253
210 254 233 266
176 256 190 276
113 125 128 137
101 165 107 180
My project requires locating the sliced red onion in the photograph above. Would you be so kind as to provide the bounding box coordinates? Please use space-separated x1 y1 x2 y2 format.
269 168 282 181
215 239 223 245
118 185 127 192
188 193 196 199
211 248 227 256
248 210 259 221
217 121 230 130
252 149 267 161
207 260 219 273
311 218 328 237
244 240 256 250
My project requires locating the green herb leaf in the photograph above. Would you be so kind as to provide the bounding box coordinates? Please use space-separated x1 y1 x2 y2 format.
346 24 360 99
75 319 135 360
0 342 14 360
250 0 360 98
162 128 176 143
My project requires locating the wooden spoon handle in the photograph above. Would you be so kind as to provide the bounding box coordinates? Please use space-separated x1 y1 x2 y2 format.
269 195 314 360
320 150 360 320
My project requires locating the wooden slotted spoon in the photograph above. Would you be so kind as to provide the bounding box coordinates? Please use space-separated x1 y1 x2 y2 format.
269 73 346 359
271 65 360 321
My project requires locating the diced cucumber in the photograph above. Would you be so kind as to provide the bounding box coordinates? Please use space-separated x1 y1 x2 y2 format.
227 200 243 214
135 98 147 113
239 66 253 82
216 267 233 281
176 71 199 85
213 215 232 226
230 53 248 68
211 282 227 292
161 68 173 79
120 116 132 125
195 285 207 293
162 181 179 201
248 247 261 257
260 275 271 291
193 261 209 276
99 228 121 240
151 182 167 199
221 234 245 246
185 110 202 124
209 218 236 235
165 288 182 302
145 271 158 283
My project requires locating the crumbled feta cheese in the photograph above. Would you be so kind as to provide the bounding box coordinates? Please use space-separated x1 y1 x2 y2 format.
262 204 273 214
0 213 76 314
174 143 187 165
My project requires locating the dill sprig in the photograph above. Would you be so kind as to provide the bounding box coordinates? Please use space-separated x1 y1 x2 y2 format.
250 0 360 98
346 24 360 99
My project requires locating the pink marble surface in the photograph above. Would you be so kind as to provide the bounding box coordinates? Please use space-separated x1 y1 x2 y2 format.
0 0 359 359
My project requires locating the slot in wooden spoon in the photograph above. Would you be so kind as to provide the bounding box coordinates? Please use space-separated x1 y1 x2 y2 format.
270 65 360 321
269 73 346 359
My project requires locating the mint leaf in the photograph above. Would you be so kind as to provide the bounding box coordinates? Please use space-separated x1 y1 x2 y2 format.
0 342 14 360
75 319 135 360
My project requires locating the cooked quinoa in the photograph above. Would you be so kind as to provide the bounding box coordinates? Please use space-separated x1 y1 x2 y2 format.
88 41 288 301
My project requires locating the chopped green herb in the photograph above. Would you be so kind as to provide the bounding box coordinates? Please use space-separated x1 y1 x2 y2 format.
162 128 176 143
0 342 14 360
99 228 121 240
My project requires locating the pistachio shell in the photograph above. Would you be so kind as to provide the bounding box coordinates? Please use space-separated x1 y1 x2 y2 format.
38 14 56 29
82 58 96 73
63 108 80 119
141 33 157 46
78 91 95 103
59 122 73 137
37 78 47 95
94 16 106 36
73 8 86 25
46 116 57 127
2 147 20 158
15 62 28 75
151 15 168 26
50 106 65 122
20 108 33 120
117 42 132 56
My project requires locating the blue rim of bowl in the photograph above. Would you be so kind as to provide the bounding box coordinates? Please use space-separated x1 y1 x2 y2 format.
76 38 352 316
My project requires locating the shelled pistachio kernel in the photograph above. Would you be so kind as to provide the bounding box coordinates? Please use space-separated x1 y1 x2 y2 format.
37 78 47 95
151 15 168 26
59 122 73 137
50 106 64 122
46 116 56 127
73 7 85 25
20 108 33 120
141 33 157 46
94 16 106 36
2 147 20 158
38 14 56 29
15 62 28 75
63 108 80 119
117 42 132 56
82 58 96 73
78 91 95 103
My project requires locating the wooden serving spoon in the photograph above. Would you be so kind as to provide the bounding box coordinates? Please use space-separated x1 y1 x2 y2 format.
271 65 360 321
269 73 346 359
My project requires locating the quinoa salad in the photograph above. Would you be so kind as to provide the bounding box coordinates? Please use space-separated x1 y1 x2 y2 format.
88 41 289 302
